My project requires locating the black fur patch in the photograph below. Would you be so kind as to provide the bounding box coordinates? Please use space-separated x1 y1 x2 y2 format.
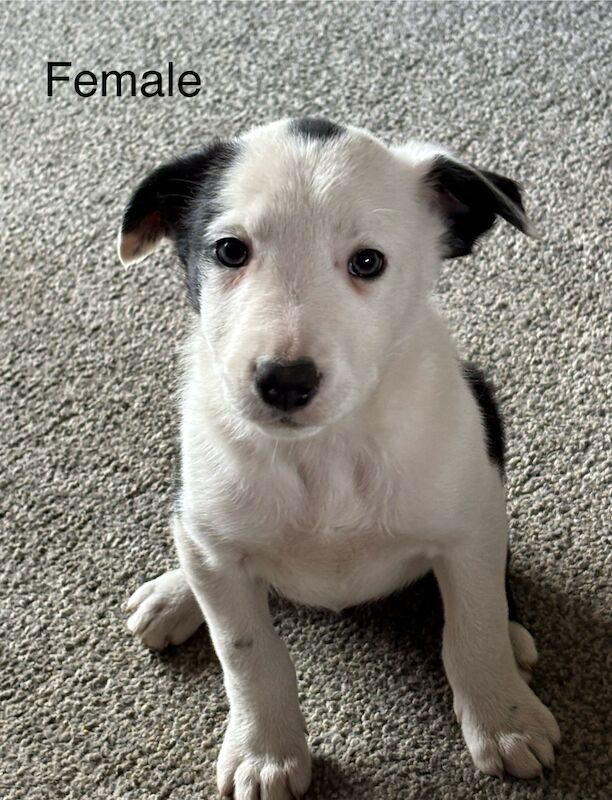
121 139 240 311
426 156 528 258
289 116 345 141
462 364 517 621
462 361 505 470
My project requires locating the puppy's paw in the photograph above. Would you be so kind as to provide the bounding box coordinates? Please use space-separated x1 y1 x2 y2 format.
125 568 203 650
218 713 311 799
457 680 561 779
509 621 538 683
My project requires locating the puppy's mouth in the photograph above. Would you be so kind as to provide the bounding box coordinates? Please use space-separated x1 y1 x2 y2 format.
224 375 352 438
259 413 312 435
249 409 325 440
277 416 301 427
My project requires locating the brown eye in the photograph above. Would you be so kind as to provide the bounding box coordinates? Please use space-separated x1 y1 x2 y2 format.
348 248 386 279
215 237 249 268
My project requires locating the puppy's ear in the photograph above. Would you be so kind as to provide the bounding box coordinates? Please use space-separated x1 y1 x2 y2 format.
424 156 534 258
118 153 208 266
117 140 237 266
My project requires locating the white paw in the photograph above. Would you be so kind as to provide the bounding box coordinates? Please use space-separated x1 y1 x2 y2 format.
457 679 561 779
125 568 203 650
217 711 311 799
509 621 538 683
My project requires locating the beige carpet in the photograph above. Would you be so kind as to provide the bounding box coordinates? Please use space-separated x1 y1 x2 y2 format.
1 1 610 798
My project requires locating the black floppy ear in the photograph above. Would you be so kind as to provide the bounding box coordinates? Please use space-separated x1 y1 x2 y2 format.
117 140 237 266
425 156 534 258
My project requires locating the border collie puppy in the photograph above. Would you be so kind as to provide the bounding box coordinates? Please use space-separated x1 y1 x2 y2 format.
119 117 559 799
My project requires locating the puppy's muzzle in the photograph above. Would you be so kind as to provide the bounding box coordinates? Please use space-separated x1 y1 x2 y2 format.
255 358 320 412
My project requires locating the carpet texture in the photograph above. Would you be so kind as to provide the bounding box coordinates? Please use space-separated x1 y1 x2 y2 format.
1 1 610 798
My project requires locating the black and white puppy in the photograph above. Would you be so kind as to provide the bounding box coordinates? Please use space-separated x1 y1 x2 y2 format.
119 117 560 799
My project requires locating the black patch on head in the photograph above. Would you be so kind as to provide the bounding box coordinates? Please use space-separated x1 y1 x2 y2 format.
462 361 505 471
121 138 240 311
289 116 345 141
426 156 529 258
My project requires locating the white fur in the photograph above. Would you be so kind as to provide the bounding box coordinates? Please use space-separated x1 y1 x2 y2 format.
123 120 559 798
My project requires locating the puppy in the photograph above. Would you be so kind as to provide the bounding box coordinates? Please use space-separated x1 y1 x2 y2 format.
119 117 560 799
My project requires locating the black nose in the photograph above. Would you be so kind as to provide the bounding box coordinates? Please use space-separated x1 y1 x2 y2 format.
255 358 320 412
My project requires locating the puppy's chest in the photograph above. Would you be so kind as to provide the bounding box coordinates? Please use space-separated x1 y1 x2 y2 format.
231 450 412 604
259 448 391 536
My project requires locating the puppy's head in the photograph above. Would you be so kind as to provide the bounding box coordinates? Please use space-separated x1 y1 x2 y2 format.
119 117 531 438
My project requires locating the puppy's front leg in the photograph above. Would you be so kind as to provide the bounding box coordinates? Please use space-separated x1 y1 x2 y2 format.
434 534 560 779
174 517 311 800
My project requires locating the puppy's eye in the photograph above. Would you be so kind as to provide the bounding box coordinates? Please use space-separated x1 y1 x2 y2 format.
215 237 249 268
348 249 386 280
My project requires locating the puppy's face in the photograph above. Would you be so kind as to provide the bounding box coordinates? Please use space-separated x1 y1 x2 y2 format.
186 120 435 436
119 118 530 437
